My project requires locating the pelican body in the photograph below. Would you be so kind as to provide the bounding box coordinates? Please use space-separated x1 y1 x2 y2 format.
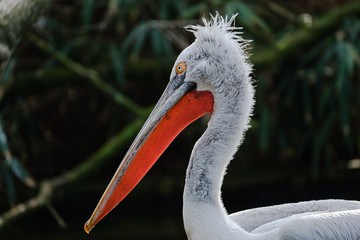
85 14 360 239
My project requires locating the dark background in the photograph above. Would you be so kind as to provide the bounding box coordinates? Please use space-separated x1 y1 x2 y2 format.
1 0 360 239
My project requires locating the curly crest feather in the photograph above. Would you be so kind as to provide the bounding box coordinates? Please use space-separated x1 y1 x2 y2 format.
185 12 251 60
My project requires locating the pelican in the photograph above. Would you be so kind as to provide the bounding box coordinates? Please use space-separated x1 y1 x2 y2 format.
84 13 360 239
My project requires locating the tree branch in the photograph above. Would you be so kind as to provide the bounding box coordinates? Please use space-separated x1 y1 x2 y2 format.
0 118 145 229
26 33 150 118
252 1 360 67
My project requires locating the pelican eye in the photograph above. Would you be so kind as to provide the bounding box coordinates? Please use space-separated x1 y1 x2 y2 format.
175 62 186 75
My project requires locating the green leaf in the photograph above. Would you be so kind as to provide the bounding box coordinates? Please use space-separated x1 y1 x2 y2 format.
121 22 149 57
259 108 270 151
334 40 354 138
6 157 36 188
338 88 350 135
312 113 335 177
149 28 173 57
161 33 174 56
0 118 9 152
316 41 335 73
1 57 16 85
302 79 311 124
335 40 356 92
343 42 356 76
132 27 148 55
335 41 346 92
181 3 207 19
150 29 162 57
160 0 185 19
319 86 332 117
1 162 16 205
109 44 126 86
301 37 332 66
225 1 272 38
343 17 360 42
82 0 96 25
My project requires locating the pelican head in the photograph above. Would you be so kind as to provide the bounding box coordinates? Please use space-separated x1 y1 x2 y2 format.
84 13 254 234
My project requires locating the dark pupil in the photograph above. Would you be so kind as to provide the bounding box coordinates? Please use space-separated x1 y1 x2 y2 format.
178 66 181 71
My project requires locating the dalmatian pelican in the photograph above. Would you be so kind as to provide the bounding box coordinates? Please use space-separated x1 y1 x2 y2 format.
84 13 360 239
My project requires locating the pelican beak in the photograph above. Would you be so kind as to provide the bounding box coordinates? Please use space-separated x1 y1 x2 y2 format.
84 77 214 233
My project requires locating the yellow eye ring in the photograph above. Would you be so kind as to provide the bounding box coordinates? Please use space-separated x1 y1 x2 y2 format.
175 62 186 74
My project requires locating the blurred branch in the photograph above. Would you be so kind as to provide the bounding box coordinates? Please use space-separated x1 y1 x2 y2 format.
0 117 36 206
148 20 197 50
64 118 144 182
26 33 150 118
0 118 145 229
2 55 176 99
45 202 67 229
266 2 297 23
252 1 360 67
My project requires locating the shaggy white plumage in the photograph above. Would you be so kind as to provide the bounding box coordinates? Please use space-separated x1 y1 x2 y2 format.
170 13 360 240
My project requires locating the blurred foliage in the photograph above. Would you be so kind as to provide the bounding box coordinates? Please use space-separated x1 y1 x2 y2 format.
0 117 35 205
0 0 360 224
256 14 360 177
